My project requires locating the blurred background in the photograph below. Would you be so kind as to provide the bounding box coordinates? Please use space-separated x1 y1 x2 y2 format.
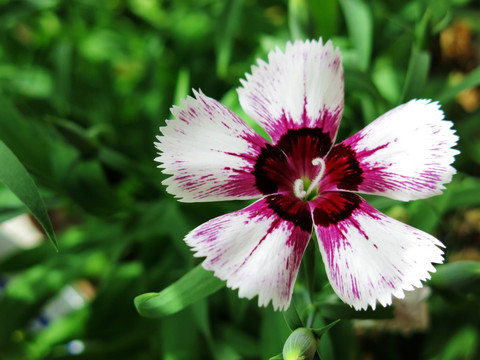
0 0 480 359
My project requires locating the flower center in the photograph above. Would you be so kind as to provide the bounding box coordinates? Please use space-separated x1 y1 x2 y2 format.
293 157 326 200
253 128 333 196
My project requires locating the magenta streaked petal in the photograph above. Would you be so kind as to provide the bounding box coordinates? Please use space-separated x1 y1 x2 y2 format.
238 39 344 144
321 143 363 192
324 100 459 200
310 191 362 227
312 194 444 310
155 91 267 202
185 197 312 310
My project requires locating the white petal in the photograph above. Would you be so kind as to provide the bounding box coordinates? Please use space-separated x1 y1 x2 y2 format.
185 197 312 310
238 39 344 144
313 194 444 310
328 99 459 201
155 91 267 202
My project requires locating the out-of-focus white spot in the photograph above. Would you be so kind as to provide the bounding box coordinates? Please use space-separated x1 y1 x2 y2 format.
67 340 85 355
0 214 44 259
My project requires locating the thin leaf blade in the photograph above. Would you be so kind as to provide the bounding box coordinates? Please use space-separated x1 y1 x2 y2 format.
340 0 372 71
0 140 57 249
400 49 430 102
134 264 225 318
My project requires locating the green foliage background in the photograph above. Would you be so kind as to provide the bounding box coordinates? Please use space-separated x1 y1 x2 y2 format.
0 0 480 359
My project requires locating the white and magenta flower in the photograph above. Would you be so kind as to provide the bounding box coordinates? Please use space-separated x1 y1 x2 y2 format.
155 39 459 311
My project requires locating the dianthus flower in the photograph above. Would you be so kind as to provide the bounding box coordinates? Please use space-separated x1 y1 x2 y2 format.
155 39 458 310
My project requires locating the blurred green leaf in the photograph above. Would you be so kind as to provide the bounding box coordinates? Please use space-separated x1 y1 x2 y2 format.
63 159 123 216
79 29 123 62
435 326 479 360
191 299 211 339
173 68 190 106
372 56 402 104
24 0 60 9
312 319 340 338
430 261 480 292
344 68 386 104
315 319 341 360
309 0 338 38
340 0 372 71
0 243 53 272
28 307 90 359
128 0 166 27
283 302 304 331
160 310 203 359
0 97 52 180
407 200 440 234
47 116 99 159
0 140 57 249
0 183 26 223
437 176 480 213
289 0 309 40
400 48 430 102
2 66 53 98
216 0 242 77
261 310 292 360
438 66 480 103
269 354 284 360
52 41 72 115
219 324 261 358
414 7 431 50
134 264 225 318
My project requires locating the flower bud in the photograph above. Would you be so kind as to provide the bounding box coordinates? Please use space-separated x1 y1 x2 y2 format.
282 327 317 360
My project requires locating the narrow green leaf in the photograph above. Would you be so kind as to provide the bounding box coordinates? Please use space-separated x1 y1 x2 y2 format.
438 326 478 360
440 177 480 212
134 264 225 318
46 116 99 158
309 0 338 38
0 97 51 179
317 321 336 360
429 261 480 291
52 41 72 115
438 65 480 103
216 0 242 77
0 140 57 249
406 200 440 234
289 0 309 40
340 0 372 71
173 68 190 106
344 68 387 104
261 310 292 359
283 302 304 331
372 56 401 104
414 7 431 50
400 49 430 102
312 319 340 338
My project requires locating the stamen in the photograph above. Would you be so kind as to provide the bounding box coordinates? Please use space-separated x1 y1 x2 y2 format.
305 157 326 196
312 158 324 166
293 179 306 199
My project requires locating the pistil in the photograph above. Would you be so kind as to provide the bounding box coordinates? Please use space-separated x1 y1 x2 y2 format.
293 157 326 200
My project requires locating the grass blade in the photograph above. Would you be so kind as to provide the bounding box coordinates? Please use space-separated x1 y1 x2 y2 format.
0 140 57 250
